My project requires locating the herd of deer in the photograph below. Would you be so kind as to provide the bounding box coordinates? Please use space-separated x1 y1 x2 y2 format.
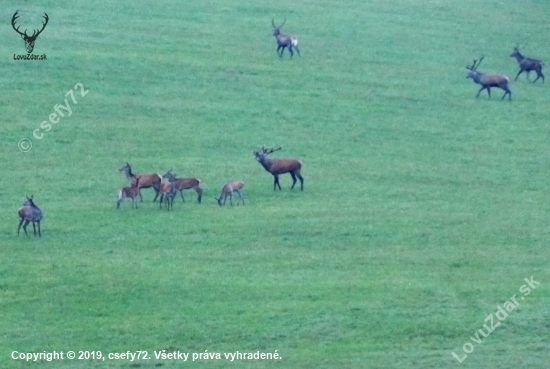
18 146 304 236
466 45 545 101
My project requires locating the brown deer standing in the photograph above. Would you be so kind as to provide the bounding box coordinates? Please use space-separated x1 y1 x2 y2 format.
11 10 49 54
253 146 304 190
510 46 545 83
116 176 141 209
272 19 300 58
159 170 177 211
17 195 43 237
215 180 245 206
119 162 162 202
466 57 512 101
162 169 203 203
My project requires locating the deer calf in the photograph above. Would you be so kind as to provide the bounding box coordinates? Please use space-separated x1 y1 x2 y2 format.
253 146 304 190
466 57 512 101
215 180 245 206
17 195 43 237
272 19 300 58
117 176 141 209
510 46 545 83
160 170 178 211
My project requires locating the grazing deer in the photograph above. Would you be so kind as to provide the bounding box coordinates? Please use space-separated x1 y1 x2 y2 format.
163 169 203 203
17 195 43 237
160 170 177 211
466 57 512 101
116 176 141 209
272 19 300 58
12 10 49 54
253 146 304 190
215 180 245 206
119 162 162 202
510 46 545 83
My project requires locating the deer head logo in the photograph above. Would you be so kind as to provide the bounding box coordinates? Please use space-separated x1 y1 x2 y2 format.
11 10 49 54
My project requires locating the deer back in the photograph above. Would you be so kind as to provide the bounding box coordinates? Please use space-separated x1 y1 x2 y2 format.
262 157 302 174
131 173 161 188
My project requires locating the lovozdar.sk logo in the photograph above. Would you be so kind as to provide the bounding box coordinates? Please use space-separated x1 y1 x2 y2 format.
12 10 48 60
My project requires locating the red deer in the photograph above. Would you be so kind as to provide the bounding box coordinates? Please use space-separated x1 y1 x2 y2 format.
17 195 43 237
12 10 49 54
510 46 545 83
116 176 141 209
119 162 162 202
215 180 245 206
272 19 300 58
159 170 177 211
163 169 203 203
466 57 512 101
253 146 304 190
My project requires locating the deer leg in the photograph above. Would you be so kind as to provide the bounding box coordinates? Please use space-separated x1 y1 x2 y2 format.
277 45 283 57
17 218 24 235
22 220 30 236
288 45 294 58
195 187 203 204
159 194 164 209
134 197 138 209
116 198 123 209
138 189 143 202
180 189 186 202
236 189 244 205
37 221 41 237
294 45 300 56
476 87 485 98
32 222 36 236
296 172 304 190
290 172 297 189
514 70 522 81
152 187 160 203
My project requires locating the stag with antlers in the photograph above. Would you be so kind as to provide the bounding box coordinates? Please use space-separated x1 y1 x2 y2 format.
253 146 304 190
510 45 545 83
466 57 512 101
11 10 49 54
272 19 300 58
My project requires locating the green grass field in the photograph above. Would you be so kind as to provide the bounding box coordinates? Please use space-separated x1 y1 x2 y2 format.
1 0 549 368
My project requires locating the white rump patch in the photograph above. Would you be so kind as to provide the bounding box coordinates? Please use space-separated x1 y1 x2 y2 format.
291 38 298 47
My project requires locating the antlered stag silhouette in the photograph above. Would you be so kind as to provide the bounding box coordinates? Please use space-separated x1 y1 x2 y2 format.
272 19 300 58
466 57 512 101
11 10 49 53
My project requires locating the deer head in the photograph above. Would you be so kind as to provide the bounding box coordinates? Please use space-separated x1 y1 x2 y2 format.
12 11 49 54
272 18 286 36
253 145 282 161
466 56 484 78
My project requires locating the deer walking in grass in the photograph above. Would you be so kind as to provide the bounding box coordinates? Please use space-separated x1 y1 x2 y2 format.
272 19 300 58
466 57 512 101
160 170 178 211
116 176 141 209
253 146 304 190
215 180 245 206
162 169 203 204
17 195 43 237
119 162 162 202
510 46 545 83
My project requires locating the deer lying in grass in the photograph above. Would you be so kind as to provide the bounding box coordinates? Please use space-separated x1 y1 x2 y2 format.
160 170 177 211
253 146 304 190
116 176 141 209
215 180 245 206
272 19 300 58
466 57 512 101
510 46 545 83
119 162 162 202
163 169 203 203
17 195 43 237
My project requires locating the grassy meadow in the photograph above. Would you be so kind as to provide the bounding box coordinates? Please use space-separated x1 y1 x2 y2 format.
1 0 549 367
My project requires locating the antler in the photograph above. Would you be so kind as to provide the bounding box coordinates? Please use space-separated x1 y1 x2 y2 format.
272 19 276 27
31 13 49 39
11 10 26 37
280 18 286 27
265 146 282 155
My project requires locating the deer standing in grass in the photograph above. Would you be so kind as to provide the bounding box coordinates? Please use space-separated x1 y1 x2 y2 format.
466 57 512 101
510 46 545 83
17 195 43 237
116 176 141 209
162 169 203 203
272 19 300 58
215 180 245 206
119 162 162 202
253 146 304 190
160 170 178 211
